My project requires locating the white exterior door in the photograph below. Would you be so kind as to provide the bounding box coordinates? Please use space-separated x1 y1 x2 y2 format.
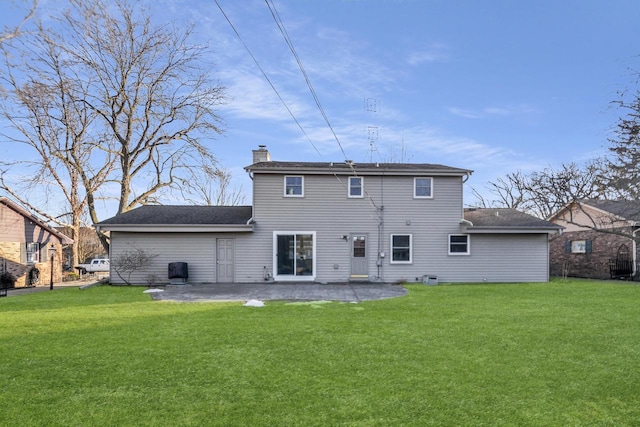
350 234 368 280
216 238 235 283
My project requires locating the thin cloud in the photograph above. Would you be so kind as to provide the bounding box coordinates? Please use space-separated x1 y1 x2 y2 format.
406 43 450 65
448 104 538 119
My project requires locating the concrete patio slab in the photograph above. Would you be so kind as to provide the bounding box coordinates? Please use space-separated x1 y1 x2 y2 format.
151 283 408 302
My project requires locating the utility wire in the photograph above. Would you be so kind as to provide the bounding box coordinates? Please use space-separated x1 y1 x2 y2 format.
214 0 321 156
215 0 381 213
264 0 349 163
265 0 382 212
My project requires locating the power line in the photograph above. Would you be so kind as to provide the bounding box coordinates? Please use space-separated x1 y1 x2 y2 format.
215 1 380 212
264 0 349 163
264 0 384 212
213 0 321 156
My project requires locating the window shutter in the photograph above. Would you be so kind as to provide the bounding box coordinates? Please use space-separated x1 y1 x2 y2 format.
565 240 571 253
40 243 48 263
585 239 592 253
20 244 27 264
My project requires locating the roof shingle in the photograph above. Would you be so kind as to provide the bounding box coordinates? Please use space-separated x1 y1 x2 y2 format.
97 205 253 226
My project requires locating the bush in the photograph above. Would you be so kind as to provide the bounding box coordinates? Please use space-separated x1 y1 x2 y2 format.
63 272 80 282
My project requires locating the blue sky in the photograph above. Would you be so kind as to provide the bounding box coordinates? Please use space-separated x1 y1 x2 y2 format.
2 0 639 217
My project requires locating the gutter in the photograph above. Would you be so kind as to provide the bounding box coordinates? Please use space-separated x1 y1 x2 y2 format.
96 224 255 233
464 226 563 235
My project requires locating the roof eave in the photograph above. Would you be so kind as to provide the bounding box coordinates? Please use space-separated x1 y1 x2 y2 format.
245 167 472 176
465 226 563 234
96 224 254 233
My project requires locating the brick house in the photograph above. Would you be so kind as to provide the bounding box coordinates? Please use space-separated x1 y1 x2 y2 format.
548 200 640 280
0 197 74 288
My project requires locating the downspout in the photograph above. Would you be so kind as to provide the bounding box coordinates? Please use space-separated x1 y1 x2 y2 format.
460 172 473 228
633 227 638 276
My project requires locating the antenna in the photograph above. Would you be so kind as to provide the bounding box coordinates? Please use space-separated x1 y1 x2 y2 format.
365 97 380 162
367 126 379 162
365 97 378 112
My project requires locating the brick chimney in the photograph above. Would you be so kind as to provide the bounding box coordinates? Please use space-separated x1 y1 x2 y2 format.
252 145 271 163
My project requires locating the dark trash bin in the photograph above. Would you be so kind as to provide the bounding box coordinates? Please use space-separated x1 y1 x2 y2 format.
168 262 188 284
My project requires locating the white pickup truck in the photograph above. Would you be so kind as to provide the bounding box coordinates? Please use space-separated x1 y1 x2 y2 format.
75 258 110 274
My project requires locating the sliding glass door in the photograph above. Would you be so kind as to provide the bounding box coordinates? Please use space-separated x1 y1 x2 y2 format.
274 232 315 280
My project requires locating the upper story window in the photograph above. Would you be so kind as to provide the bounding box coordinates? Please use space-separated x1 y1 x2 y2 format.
26 242 40 263
284 176 304 197
390 234 412 264
414 177 433 198
449 235 470 255
348 176 363 198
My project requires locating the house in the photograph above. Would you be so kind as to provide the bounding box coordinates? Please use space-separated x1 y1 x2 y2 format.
97 146 561 285
548 200 640 279
0 197 74 288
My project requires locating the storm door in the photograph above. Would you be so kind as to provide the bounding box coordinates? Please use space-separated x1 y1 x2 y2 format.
350 234 369 280
216 238 235 283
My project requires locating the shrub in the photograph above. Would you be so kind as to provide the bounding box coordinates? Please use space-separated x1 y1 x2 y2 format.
63 272 80 282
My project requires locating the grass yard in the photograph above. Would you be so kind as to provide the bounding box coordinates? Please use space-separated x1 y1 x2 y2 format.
1 279 640 426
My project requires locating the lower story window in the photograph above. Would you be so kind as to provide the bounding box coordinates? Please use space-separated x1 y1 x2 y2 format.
391 234 412 263
449 234 470 255
274 232 315 280
565 239 592 254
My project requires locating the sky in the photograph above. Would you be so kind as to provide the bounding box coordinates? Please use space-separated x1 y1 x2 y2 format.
2 0 640 219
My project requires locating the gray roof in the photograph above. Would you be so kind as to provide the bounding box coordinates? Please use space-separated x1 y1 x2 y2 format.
580 199 640 222
97 205 253 226
246 161 472 176
464 208 562 230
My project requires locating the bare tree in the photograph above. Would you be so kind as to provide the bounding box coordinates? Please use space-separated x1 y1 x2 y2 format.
0 1 38 45
1 21 113 267
473 161 607 219
179 167 246 206
472 171 529 211
0 0 227 253
62 0 226 217
605 74 640 199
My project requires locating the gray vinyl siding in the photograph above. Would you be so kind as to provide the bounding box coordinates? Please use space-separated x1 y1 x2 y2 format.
251 172 468 283
106 172 551 284
437 234 550 283
109 232 259 285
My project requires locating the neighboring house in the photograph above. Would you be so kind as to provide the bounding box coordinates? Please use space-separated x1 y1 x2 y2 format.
97 146 561 285
0 197 74 288
548 200 640 280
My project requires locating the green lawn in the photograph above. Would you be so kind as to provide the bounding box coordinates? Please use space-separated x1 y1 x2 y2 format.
1 279 639 426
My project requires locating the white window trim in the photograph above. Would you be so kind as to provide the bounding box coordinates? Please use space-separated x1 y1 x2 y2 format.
390 234 412 264
284 176 304 197
449 234 470 255
348 176 364 198
414 177 433 199
272 231 316 281
571 240 586 254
